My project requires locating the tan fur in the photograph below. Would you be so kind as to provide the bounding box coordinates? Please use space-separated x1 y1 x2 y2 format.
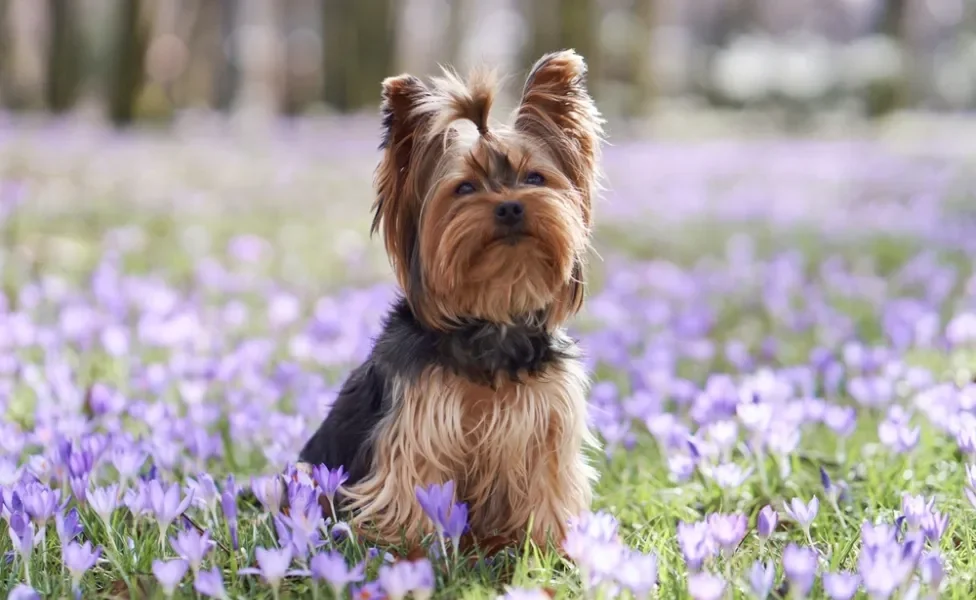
352 50 605 550
371 50 603 333
343 361 599 548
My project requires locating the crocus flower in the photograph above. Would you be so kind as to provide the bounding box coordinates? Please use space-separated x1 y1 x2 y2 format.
757 505 778 539
220 486 239 550
919 552 944 590
7 584 40 600
677 520 716 572
920 510 948 543
785 497 819 544
239 546 295 597
901 493 934 530
148 480 194 545
21 483 60 527
377 559 435 600
185 474 219 517
415 481 455 533
63 541 103 590
56 508 83 546
749 560 775 599
782 543 818 597
9 511 37 559
615 550 658 597
170 527 215 574
194 566 228 600
823 572 860 600
112 445 147 484
250 475 285 515
310 550 366 597
89 483 120 527
311 464 348 515
706 513 747 554
153 558 189 598
686 572 726 600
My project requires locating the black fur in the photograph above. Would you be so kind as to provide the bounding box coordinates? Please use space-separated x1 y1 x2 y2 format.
298 296 579 487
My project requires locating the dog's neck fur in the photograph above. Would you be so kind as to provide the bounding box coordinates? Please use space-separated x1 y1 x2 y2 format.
373 297 578 386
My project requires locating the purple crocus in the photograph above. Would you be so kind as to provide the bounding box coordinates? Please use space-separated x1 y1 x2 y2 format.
152 558 189 597
310 550 366 597
677 520 716 572
706 513 747 554
782 543 818 597
21 483 61 527
9 511 37 559
220 486 239 550
822 572 860 600
377 559 435 600
239 546 295 598
784 497 819 544
415 481 455 532
89 483 120 527
194 566 228 600
615 550 658 597
920 510 948 543
185 473 220 517
56 508 83 546
148 480 194 547
749 561 775 599
251 474 285 515
311 464 348 515
757 505 778 539
170 527 215 574
919 552 944 590
112 445 147 484
63 541 103 590
7 584 40 600
686 572 726 600
901 493 934 530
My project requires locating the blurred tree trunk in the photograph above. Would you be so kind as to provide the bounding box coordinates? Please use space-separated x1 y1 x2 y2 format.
864 0 908 117
522 0 600 93
443 0 466 68
108 0 150 125
45 0 83 113
214 0 239 111
321 0 353 111
321 0 394 111
625 0 655 118
0 0 9 108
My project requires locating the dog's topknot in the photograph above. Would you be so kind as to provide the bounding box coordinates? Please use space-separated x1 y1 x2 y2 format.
418 66 499 139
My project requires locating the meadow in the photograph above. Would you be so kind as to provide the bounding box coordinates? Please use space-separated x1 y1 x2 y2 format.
1 114 976 599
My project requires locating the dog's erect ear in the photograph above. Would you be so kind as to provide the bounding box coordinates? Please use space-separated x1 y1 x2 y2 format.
514 50 603 227
372 75 437 290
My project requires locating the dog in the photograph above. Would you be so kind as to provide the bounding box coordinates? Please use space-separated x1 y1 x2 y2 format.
298 49 604 551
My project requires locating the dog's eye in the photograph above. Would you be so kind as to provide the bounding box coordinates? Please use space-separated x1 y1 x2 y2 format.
455 181 476 196
525 172 545 186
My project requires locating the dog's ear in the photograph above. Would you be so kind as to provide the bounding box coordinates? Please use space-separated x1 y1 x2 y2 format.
372 75 437 291
515 51 602 328
514 50 603 227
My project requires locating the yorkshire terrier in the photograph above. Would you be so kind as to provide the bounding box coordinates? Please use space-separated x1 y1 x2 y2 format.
298 49 604 551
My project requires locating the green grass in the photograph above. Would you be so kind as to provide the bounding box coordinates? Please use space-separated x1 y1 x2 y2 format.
3 156 976 599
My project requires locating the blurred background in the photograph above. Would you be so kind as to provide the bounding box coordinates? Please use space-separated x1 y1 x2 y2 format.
0 0 974 134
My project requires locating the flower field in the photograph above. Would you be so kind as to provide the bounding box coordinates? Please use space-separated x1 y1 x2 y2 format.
2 116 976 599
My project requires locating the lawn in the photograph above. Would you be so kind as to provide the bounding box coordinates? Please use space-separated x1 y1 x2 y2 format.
1 116 976 599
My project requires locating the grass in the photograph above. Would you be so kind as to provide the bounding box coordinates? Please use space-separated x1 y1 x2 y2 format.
2 125 976 599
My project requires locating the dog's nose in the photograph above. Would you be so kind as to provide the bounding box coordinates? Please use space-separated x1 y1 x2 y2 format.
494 201 524 227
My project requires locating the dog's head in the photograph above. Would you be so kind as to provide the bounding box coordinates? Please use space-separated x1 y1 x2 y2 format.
371 50 604 331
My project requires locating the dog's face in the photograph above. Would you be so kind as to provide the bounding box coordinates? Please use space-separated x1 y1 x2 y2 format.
371 51 603 330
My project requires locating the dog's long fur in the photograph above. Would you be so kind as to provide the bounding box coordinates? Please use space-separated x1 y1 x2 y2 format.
299 49 604 549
